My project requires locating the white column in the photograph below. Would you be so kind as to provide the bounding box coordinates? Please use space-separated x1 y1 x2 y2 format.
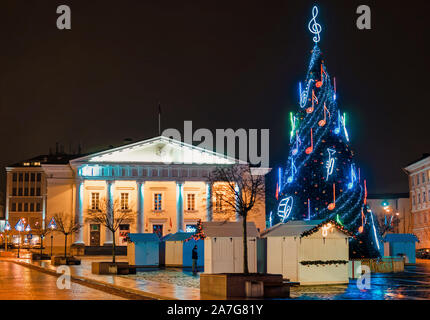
235 183 241 221
104 180 114 245
136 181 145 233
206 182 213 221
176 181 184 232
74 179 84 244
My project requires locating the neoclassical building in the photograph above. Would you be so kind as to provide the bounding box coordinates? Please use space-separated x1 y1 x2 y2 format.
4 136 267 252
404 153 430 249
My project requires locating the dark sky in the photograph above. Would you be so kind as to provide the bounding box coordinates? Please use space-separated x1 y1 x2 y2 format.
0 0 428 196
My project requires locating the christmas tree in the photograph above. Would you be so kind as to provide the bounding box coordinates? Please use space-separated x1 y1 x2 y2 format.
275 6 383 258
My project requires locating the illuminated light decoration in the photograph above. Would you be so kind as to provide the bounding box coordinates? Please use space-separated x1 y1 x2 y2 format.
358 208 364 233
318 103 330 127
307 198 311 220
275 182 279 200
292 131 301 155
342 112 350 142
277 196 294 222
325 148 336 180
334 110 341 134
290 112 296 141
321 223 332 237
364 179 367 205
389 215 394 226
381 200 389 207
4 222 11 231
299 82 302 104
328 183 336 210
305 128 313 154
336 214 344 226
347 164 357 189
308 6 322 43
278 167 282 191
287 159 297 183
269 211 273 227
25 224 31 232
300 79 314 108
370 210 381 251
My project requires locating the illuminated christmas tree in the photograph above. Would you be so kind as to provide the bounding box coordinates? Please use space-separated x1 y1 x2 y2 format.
275 6 382 258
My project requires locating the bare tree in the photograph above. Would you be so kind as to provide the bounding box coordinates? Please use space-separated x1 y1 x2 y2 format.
34 225 52 257
88 198 135 263
207 165 266 274
54 212 82 258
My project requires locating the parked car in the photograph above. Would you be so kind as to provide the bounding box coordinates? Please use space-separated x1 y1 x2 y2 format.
416 248 430 259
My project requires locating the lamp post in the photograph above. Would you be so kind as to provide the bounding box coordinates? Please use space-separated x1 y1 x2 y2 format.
47 217 57 257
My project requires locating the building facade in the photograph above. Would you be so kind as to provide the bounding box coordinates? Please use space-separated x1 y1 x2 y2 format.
4 136 267 252
404 154 430 249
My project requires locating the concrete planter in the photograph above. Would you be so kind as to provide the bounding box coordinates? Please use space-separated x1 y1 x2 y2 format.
200 273 289 298
51 256 81 266
91 262 131 275
71 243 85 256
32 253 51 261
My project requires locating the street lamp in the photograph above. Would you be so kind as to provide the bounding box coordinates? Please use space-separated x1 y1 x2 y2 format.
14 219 25 258
4 222 11 252
47 217 57 257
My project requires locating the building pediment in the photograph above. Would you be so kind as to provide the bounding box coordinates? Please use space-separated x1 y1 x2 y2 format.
70 136 241 166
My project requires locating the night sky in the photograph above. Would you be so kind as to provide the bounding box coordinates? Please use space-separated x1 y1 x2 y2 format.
0 0 428 197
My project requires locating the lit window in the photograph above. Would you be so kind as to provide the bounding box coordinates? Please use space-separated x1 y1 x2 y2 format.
154 193 162 211
187 193 196 211
91 192 100 211
121 193 129 210
215 193 223 212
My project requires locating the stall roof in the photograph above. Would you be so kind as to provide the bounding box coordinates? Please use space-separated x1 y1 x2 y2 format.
128 233 160 243
383 234 419 243
165 232 195 241
260 220 324 237
201 221 259 237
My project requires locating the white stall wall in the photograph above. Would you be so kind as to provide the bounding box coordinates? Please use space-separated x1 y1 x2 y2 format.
165 241 183 266
204 237 257 273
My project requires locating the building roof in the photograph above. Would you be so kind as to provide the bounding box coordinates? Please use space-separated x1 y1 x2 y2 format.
201 221 259 237
404 153 430 172
8 153 85 168
128 233 160 243
367 193 409 200
383 233 419 243
260 220 324 237
165 232 195 241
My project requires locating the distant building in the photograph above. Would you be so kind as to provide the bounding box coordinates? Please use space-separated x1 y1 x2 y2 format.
4 136 268 253
404 153 430 249
367 193 411 235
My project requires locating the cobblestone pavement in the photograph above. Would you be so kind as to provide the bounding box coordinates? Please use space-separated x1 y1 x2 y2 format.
0 261 125 300
121 267 201 289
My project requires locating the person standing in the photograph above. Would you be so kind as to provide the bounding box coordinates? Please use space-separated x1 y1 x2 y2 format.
192 245 198 274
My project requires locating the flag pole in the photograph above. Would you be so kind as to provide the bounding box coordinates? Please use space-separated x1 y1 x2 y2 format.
158 102 161 136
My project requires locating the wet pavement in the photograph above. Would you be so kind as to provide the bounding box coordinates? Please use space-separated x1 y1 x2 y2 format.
290 259 430 300
4 253 430 300
0 260 125 300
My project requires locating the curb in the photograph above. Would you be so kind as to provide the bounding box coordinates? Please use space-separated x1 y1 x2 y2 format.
13 260 177 300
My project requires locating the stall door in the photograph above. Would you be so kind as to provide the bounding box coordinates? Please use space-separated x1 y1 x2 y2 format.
282 237 298 281
213 238 234 273
90 224 100 246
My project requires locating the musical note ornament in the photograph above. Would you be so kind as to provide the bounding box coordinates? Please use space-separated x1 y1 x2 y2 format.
305 128 313 154
328 183 336 210
277 196 294 222
308 6 322 44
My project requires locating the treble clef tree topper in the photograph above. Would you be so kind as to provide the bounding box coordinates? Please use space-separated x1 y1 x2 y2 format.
308 6 322 43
